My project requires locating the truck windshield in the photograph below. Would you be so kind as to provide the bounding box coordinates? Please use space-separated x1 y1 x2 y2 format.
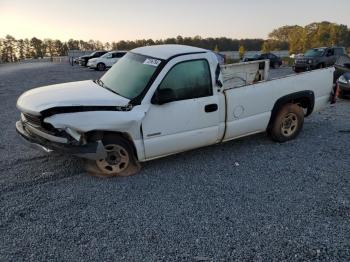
99 53 161 99
304 48 325 57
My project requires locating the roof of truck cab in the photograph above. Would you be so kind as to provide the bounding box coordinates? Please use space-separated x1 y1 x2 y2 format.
131 44 208 60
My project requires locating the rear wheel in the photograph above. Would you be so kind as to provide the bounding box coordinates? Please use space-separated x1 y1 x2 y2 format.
97 63 106 71
269 103 304 142
86 135 140 177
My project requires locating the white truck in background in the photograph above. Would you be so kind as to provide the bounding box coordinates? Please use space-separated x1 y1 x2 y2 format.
87 51 127 71
16 45 335 177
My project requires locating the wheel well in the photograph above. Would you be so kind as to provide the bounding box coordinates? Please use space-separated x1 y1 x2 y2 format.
85 130 138 160
268 91 315 127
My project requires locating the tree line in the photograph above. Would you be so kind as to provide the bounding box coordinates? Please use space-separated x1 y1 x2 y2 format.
1 21 349 62
0 35 287 63
268 21 350 54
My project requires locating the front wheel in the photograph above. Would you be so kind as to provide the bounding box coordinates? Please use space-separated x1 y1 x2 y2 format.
269 103 304 142
86 135 140 177
97 63 106 71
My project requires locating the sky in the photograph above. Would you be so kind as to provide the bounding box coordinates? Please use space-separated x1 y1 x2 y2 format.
0 0 349 42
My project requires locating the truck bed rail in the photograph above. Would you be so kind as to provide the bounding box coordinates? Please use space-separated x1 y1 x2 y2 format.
221 60 270 89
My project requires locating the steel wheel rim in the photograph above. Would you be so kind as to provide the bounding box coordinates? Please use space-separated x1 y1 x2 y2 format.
98 64 104 70
96 144 129 174
281 113 298 137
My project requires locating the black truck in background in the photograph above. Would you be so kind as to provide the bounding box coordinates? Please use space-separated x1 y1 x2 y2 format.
78 51 107 67
243 53 282 68
293 47 346 73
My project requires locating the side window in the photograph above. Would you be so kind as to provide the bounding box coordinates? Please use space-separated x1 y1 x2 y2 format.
327 49 334 56
158 59 212 101
116 52 126 58
334 48 344 56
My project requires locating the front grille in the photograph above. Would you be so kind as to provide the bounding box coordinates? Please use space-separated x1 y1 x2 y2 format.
23 113 42 127
22 113 59 136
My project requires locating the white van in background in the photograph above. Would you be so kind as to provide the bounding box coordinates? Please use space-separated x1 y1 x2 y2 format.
87 51 127 71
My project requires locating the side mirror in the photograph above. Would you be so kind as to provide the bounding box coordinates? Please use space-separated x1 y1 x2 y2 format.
217 79 223 88
151 88 176 105
215 64 223 88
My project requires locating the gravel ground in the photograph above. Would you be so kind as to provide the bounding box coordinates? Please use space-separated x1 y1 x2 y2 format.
0 62 349 261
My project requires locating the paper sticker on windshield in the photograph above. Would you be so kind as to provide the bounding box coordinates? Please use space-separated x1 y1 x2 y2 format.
143 58 161 67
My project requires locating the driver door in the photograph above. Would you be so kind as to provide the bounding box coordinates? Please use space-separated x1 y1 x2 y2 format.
142 59 220 159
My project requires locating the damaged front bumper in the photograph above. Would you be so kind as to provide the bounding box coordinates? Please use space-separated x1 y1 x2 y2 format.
16 121 106 160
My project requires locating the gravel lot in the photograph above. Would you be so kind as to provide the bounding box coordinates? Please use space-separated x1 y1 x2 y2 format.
0 62 349 261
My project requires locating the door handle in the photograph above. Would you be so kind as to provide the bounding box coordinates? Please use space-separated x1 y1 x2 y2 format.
205 104 218 113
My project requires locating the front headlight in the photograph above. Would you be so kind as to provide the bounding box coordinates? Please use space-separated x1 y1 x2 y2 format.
307 59 313 64
338 75 348 84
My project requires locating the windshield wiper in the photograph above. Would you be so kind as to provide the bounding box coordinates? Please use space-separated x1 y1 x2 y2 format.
95 79 105 87
95 79 125 97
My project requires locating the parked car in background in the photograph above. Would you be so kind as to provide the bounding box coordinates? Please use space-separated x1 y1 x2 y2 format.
242 53 282 68
290 53 304 59
337 73 350 98
78 51 107 67
87 51 127 71
333 55 350 98
293 46 346 73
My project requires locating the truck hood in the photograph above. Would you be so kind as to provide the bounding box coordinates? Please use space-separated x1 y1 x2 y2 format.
17 80 130 116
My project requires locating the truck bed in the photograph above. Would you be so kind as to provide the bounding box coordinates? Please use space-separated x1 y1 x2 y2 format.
222 67 334 141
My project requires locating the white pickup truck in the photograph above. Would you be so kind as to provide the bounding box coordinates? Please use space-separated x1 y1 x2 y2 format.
16 45 335 177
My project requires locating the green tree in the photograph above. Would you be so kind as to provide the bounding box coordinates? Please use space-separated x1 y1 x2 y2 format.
238 45 245 59
30 37 44 58
270 22 350 54
67 39 80 50
17 39 25 59
2 35 17 62
111 41 118 50
214 45 220 52
44 39 55 58
23 38 31 58
261 41 271 53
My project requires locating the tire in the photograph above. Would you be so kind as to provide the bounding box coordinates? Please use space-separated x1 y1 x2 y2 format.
97 63 106 71
86 135 140 177
269 103 304 143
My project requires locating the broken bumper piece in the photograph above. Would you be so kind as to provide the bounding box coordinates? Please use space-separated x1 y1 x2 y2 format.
15 121 106 160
